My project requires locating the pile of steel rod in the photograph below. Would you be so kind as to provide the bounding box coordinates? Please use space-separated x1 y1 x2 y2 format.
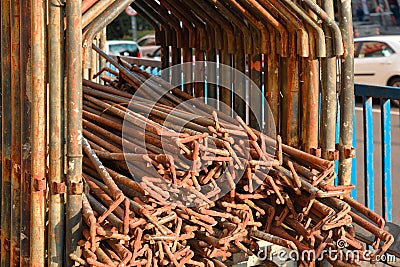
72 51 394 267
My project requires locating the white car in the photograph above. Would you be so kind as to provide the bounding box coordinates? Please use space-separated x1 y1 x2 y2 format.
144 47 161 61
354 35 400 87
137 34 160 57
106 40 142 58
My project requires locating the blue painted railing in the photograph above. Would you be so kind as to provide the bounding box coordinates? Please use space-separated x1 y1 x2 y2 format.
354 83 400 222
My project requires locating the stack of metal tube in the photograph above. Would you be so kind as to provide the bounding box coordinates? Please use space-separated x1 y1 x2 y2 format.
71 51 394 267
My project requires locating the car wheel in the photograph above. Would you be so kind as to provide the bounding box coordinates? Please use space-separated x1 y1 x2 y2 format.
388 77 400 87
388 78 400 107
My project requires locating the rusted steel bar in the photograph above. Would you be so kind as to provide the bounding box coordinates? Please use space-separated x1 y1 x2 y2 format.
135 0 182 86
244 0 289 56
189 1 235 106
203 1 248 110
30 0 47 264
158 0 194 95
48 0 65 265
1 0 12 265
19 0 32 263
192 0 235 51
220 36 233 115
248 52 263 130
73 47 394 267
233 44 246 119
300 1 319 154
160 0 199 48
280 0 326 57
337 0 355 185
82 0 116 29
82 138 123 200
302 0 344 56
82 0 98 14
66 0 83 264
225 0 268 53
280 40 300 147
131 2 165 51
261 0 309 56
99 27 107 71
82 0 134 69
10 0 22 264
320 0 338 163
146 0 182 51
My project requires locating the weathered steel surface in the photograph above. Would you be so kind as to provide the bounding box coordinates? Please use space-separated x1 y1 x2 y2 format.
1 1 12 265
338 0 355 185
0 0 379 265
10 0 21 265
30 0 47 265
72 55 394 266
19 0 32 265
66 0 83 265
48 0 65 265
320 0 338 163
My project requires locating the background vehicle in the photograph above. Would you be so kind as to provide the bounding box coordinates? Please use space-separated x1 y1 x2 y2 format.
137 34 160 56
144 47 161 60
354 35 400 87
106 40 142 57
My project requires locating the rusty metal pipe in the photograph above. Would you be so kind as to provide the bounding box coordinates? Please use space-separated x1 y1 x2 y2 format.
1 0 12 265
302 0 344 56
208 0 251 52
224 0 268 54
30 0 47 264
260 0 309 56
337 0 355 185
280 0 326 57
138 0 182 47
320 0 338 162
299 0 320 153
48 0 66 265
10 0 22 264
19 0 33 263
131 3 163 47
82 0 116 29
243 0 289 56
99 27 107 71
159 0 198 49
74 51 394 267
82 0 99 13
83 138 124 200
82 0 135 69
66 0 83 264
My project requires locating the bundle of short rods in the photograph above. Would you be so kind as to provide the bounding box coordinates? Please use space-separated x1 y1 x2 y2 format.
73 47 394 267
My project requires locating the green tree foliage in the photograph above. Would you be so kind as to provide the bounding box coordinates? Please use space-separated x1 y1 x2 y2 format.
107 11 154 40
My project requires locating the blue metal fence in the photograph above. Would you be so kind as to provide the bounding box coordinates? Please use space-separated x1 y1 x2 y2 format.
354 83 400 222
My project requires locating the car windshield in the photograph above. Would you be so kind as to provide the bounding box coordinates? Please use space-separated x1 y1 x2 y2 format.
138 37 155 46
109 43 138 56
358 41 394 58
153 48 161 57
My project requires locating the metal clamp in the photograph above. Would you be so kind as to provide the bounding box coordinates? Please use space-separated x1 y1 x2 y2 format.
327 149 339 161
335 144 356 159
310 147 322 158
343 146 356 159
34 179 47 191
70 181 84 195
52 181 66 194
5 158 11 169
